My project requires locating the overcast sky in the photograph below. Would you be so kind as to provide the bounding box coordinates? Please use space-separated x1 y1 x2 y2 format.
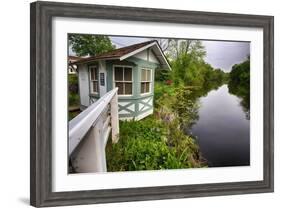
69 36 250 72
110 36 250 72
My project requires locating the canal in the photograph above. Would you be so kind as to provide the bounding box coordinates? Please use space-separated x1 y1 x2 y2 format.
190 84 250 167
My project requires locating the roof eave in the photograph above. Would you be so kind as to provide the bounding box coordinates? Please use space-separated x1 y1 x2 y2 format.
119 41 172 71
74 57 120 65
73 41 172 70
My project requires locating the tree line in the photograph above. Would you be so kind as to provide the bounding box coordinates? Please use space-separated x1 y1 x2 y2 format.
155 39 229 96
228 57 250 114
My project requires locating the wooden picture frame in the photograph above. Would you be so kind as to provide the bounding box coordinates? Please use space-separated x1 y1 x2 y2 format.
30 1 274 207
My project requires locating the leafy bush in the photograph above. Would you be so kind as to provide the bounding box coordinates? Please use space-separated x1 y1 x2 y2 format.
170 87 199 128
106 116 204 172
68 74 80 106
68 74 79 93
69 93 79 106
108 137 185 171
154 82 176 108
154 68 171 82
166 119 202 167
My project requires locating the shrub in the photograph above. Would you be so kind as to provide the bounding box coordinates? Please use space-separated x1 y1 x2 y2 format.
106 116 204 172
154 82 176 108
107 137 186 171
69 93 79 106
68 74 80 106
154 68 171 82
68 74 79 93
170 87 200 128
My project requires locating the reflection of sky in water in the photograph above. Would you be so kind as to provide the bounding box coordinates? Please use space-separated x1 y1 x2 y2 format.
190 85 250 167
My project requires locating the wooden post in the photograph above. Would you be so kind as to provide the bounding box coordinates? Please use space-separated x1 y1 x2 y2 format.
111 92 119 143
71 119 107 173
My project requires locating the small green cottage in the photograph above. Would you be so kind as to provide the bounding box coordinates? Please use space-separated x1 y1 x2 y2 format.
74 40 171 120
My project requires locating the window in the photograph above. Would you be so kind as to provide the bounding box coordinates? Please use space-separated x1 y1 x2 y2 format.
89 66 98 94
114 66 133 95
141 69 152 94
100 73 105 86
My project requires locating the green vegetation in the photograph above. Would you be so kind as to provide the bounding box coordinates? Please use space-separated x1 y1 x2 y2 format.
68 74 81 120
106 115 204 171
154 83 200 128
228 57 250 115
68 74 79 107
164 40 228 88
69 34 115 56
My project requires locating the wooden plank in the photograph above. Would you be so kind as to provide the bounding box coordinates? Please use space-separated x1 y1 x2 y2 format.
110 91 120 143
103 126 112 149
101 104 110 123
69 106 80 112
103 115 111 131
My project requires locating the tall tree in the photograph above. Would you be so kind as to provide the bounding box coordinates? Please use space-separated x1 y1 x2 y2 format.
166 40 206 60
167 40 207 86
69 34 115 56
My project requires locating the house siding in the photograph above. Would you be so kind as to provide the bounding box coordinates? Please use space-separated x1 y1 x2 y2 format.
106 60 136 90
88 62 100 105
119 57 158 120
133 48 160 64
78 56 159 120
78 64 90 107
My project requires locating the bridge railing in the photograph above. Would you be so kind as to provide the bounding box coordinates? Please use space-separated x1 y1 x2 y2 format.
69 88 119 173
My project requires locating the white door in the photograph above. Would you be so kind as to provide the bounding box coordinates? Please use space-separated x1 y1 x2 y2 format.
99 61 107 97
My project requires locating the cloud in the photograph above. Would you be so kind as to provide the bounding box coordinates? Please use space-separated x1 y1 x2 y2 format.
202 41 250 72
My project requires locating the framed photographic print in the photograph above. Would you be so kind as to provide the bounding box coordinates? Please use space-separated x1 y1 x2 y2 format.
30 1 274 207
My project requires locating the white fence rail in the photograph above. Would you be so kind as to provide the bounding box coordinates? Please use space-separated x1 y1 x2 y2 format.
69 88 119 173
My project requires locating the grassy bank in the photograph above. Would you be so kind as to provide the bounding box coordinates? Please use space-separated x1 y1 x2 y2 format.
106 82 206 172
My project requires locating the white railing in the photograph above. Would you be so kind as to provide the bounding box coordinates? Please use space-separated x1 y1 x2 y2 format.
69 88 119 173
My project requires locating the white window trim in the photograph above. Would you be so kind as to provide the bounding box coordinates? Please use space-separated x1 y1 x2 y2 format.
140 68 152 96
89 65 99 95
113 65 133 97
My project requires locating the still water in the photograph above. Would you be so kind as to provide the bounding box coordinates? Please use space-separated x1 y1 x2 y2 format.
190 84 250 167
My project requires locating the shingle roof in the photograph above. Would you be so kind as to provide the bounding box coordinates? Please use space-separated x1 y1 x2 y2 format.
68 56 82 63
73 40 156 64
